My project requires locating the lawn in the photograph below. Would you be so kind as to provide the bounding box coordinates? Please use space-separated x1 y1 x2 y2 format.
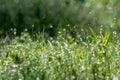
0 29 120 80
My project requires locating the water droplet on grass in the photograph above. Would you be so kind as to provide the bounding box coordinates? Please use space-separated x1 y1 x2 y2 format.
112 75 118 80
81 66 85 71
12 64 18 68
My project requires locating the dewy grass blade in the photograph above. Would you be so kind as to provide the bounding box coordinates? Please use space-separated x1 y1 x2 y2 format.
101 32 111 47
89 27 98 42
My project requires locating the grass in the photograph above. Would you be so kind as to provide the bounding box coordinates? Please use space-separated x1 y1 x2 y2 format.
0 29 120 80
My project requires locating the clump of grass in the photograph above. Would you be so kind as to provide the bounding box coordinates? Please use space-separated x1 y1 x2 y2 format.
0 29 120 80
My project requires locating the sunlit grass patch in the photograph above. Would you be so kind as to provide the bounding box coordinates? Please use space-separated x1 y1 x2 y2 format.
0 30 120 80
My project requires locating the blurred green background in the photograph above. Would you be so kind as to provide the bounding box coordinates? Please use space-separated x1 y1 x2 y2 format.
0 0 120 37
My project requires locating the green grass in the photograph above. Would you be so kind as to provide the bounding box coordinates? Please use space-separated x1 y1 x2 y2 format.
0 30 120 80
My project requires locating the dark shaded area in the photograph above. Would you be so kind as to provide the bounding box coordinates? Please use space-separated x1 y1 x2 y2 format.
0 0 120 38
